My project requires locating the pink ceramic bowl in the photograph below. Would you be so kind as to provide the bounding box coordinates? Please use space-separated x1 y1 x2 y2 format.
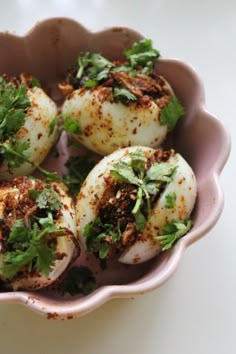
0 18 230 319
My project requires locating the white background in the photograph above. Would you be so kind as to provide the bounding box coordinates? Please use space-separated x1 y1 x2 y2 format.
0 1 235 353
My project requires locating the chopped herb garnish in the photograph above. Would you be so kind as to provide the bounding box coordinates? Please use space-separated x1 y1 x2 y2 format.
160 96 185 130
63 155 95 197
110 150 177 225
84 149 178 259
49 115 61 136
84 217 121 259
165 192 177 209
70 39 161 104
61 266 97 295
62 116 82 135
49 114 81 136
124 38 160 68
146 162 177 183
33 185 62 211
0 212 66 280
0 140 29 168
113 87 137 102
156 219 193 251
0 77 31 169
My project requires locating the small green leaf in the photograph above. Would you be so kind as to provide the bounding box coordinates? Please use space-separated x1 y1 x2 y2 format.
99 242 110 259
110 161 140 185
165 192 177 209
36 185 62 211
0 140 29 168
63 116 82 134
49 115 61 136
113 87 137 102
160 96 185 131
84 79 98 88
156 219 193 251
129 149 147 173
77 52 91 79
28 188 39 200
146 162 177 183
145 182 159 195
35 242 55 275
124 39 160 68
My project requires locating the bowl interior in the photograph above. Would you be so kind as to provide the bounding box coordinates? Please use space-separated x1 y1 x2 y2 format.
0 18 230 311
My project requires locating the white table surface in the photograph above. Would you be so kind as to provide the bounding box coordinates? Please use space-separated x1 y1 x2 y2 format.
0 1 235 353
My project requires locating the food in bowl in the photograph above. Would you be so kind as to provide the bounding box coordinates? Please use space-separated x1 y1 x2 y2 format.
0 18 229 319
0 176 77 290
61 39 184 155
76 146 197 264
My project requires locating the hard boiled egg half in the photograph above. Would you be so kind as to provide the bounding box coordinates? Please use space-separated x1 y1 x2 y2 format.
76 146 197 264
0 75 58 180
62 75 182 156
0 177 77 290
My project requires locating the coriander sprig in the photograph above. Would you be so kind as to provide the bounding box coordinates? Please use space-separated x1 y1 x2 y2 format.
156 219 193 250
110 149 177 231
0 140 59 181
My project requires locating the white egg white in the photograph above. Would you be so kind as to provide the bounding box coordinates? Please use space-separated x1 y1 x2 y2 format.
62 77 174 156
76 146 197 264
0 179 77 290
0 87 58 180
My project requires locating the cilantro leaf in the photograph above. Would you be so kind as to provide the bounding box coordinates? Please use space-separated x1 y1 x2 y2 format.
76 52 91 79
0 214 64 280
129 149 147 173
0 140 29 168
110 161 141 185
63 116 82 135
61 266 97 295
0 77 30 140
156 219 193 251
7 219 29 247
76 52 113 85
90 53 113 69
35 185 62 211
165 192 177 209
83 217 121 259
113 87 137 102
146 162 177 183
145 182 159 195
49 115 60 136
83 79 98 88
160 96 185 130
34 242 55 275
124 39 160 68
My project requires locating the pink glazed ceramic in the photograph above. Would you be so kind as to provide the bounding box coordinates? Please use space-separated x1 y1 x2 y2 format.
0 18 230 319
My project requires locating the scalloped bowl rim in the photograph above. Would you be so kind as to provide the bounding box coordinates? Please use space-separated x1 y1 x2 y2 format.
0 18 231 319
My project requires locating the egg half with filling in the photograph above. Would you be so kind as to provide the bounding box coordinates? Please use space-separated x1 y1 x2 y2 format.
0 176 77 290
0 74 58 180
76 146 197 264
